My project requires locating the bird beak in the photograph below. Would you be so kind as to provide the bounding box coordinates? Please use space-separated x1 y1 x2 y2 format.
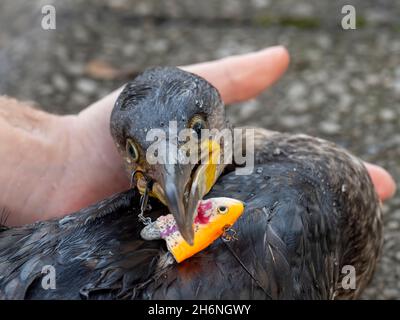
152 139 223 245
157 159 193 244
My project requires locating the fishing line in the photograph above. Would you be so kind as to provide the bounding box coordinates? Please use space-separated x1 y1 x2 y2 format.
223 239 272 300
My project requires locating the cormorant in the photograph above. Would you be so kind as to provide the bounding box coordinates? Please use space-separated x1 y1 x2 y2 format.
0 67 382 299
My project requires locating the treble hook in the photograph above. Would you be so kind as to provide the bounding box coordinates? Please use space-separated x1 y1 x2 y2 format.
221 225 239 242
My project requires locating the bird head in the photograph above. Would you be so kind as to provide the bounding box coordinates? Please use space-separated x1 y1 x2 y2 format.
110 67 230 245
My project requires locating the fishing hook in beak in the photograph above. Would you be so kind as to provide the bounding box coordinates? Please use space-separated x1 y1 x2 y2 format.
130 169 154 226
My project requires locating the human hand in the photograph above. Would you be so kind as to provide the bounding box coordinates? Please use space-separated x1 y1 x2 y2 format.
0 46 395 226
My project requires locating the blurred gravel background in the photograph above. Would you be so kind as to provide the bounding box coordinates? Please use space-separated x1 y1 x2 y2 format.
0 0 399 299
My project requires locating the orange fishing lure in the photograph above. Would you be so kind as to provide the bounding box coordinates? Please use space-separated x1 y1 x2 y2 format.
141 197 244 263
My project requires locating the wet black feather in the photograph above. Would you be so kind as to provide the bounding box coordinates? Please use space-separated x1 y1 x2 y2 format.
0 132 381 299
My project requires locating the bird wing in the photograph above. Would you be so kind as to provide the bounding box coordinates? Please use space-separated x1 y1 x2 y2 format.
0 189 167 299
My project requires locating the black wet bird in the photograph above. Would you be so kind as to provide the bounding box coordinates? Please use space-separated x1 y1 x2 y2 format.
0 67 382 299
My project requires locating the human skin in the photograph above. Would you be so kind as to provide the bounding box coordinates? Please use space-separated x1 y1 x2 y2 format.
0 46 396 226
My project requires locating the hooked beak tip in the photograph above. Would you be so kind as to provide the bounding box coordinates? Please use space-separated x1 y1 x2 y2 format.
179 225 195 246
163 183 196 246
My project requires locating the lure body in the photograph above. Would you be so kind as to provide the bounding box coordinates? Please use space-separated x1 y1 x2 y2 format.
141 198 244 263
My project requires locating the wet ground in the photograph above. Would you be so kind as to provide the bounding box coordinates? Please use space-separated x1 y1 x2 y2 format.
0 0 399 299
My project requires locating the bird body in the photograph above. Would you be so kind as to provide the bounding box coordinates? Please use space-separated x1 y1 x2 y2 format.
0 130 381 299
0 67 382 299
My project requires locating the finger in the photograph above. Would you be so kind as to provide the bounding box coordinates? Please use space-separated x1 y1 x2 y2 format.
365 162 396 201
181 46 290 104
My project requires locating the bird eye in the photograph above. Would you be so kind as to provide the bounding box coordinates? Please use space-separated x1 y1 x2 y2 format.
217 206 228 215
126 139 139 162
189 115 207 138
